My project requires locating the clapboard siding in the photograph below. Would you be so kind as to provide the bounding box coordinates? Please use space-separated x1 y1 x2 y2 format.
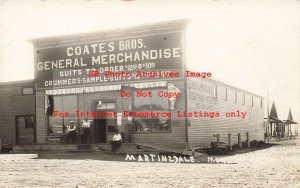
36 90 47 143
0 83 35 144
187 78 264 148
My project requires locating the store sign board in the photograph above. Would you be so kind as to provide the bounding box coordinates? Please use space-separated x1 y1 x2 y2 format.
35 31 183 89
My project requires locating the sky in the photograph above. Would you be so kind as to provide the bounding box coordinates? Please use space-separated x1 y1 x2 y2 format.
0 0 299 123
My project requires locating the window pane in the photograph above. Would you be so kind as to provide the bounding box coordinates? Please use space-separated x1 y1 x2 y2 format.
23 88 34 95
133 88 171 133
97 103 107 110
133 90 151 111
63 95 77 116
213 85 217 98
151 89 169 111
49 96 63 134
63 95 77 128
135 117 170 132
106 102 115 109
152 116 170 132
25 116 34 128
48 95 78 135
134 118 152 132
54 96 63 111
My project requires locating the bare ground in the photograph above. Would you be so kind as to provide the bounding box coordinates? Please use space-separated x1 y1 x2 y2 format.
0 138 299 188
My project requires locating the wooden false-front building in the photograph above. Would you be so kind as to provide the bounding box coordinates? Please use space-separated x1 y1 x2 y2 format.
0 20 265 148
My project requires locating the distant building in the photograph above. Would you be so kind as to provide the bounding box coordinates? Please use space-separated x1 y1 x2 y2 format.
0 80 35 144
268 102 283 137
265 102 298 139
284 108 298 137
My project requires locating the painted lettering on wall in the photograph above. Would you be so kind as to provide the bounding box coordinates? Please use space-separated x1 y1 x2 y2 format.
35 32 183 89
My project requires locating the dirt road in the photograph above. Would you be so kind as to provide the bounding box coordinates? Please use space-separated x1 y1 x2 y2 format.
0 139 299 188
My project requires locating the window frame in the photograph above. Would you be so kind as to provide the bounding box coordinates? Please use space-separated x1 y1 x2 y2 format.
132 88 172 134
233 91 237 103
22 87 34 95
213 85 217 98
47 94 79 135
22 115 35 129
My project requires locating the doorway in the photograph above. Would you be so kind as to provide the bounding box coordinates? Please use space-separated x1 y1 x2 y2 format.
16 115 35 144
93 117 107 143
92 101 116 143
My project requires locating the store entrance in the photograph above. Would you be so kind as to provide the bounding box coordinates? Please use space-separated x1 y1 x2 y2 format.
92 101 116 143
93 117 107 143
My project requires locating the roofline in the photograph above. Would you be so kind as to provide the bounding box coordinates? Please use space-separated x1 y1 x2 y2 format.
28 19 190 45
25 19 262 99
269 116 283 122
191 77 264 99
0 79 35 87
0 77 264 98
283 120 298 124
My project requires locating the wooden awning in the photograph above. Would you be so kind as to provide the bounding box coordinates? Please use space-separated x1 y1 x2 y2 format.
45 81 168 95
285 108 297 124
269 116 283 123
127 81 167 89
45 85 121 95
284 120 298 124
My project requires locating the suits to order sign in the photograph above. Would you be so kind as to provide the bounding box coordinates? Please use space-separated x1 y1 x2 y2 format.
35 31 183 89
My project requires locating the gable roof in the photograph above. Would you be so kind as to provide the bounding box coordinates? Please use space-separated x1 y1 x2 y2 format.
285 108 298 124
270 101 278 119
269 102 282 123
287 108 293 121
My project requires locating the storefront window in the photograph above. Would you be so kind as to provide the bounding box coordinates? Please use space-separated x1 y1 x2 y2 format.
134 94 151 111
48 95 78 135
133 88 171 133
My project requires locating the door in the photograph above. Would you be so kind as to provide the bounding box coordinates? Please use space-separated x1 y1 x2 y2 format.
92 101 117 143
16 115 35 144
93 117 107 143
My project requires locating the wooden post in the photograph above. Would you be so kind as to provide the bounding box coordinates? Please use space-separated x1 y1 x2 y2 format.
246 132 250 148
270 123 273 137
228 133 232 151
216 134 220 142
192 144 195 157
267 126 270 143
238 133 242 149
